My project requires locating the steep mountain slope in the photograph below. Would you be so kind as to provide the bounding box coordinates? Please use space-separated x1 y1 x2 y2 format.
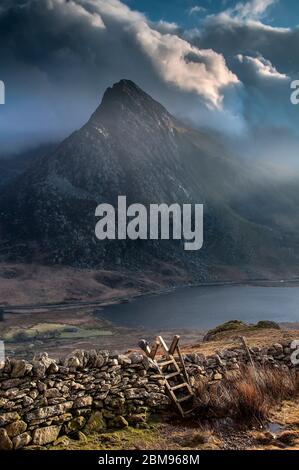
0 144 56 188
0 80 298 277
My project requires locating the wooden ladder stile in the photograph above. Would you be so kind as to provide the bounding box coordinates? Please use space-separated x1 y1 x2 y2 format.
139 335 195 417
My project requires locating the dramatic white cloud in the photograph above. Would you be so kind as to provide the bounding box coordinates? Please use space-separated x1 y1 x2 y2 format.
136 29 238 108
0 0 242 153
83 0 238 108
197 0 292 74
1 0 298 157
151 20 179 34
235 54 287 80
230 0 277 20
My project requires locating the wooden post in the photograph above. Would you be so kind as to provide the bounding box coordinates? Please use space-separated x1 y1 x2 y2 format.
157 336 170 356
169 335 180 355
149 339 160 359
138 339 151 356
240 336 255 368
177 344 191 386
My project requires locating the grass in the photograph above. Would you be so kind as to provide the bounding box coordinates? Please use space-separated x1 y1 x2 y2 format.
49 421 222 451
50 424 164 451
4 323 113 342
194 365 298 424
203 320 280 342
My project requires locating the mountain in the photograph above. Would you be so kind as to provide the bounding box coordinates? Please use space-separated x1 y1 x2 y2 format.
0 144 56 188
0 79 299 278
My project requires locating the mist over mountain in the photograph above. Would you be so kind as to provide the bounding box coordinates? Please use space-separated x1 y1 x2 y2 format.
0 80 299 278
0 143 56 188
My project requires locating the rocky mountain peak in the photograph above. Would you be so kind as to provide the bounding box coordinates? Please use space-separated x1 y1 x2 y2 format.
90 79 173 129
103 79 145 101
1 80 296 274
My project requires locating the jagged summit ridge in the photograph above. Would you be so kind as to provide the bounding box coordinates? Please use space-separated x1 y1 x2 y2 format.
90 79 173 130
103 79 146 100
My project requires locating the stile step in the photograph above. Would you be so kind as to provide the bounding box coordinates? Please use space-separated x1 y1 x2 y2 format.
177 395 193 403
171 383 189 391
182 408 196 416
165 371 181 379
158 359 175 367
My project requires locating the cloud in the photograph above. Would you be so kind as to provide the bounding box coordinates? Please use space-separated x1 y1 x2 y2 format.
196 1 295 76
184 0 299 139
134 27 239 108
0 0 298 160
0 0 239 153
189 6 206 15
83 0 238 107
151 20 180 34
235 54 287 81
230 0 277 20
230 53 293 129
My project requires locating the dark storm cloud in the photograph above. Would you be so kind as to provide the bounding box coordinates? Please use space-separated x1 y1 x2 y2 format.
196 15 299 76
184 1 299 137
0 0 239 154
0 0 298 161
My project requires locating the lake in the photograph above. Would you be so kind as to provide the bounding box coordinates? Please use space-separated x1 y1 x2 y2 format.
99 285 299 329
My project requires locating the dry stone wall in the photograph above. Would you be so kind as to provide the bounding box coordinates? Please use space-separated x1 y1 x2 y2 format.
184 340 298 381
0 341 298 450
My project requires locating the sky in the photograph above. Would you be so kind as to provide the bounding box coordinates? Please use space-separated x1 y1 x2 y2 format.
124 0 299 28
0 0 298 162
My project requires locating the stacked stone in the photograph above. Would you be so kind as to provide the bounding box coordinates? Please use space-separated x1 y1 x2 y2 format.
0 341 298 450
0 350 169 450
184 340 298 381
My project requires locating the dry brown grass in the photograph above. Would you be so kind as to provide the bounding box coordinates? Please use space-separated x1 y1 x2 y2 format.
184 327 299 355
194 366 298 424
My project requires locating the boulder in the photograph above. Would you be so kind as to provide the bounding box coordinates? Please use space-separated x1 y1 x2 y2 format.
127 414 146 426
110 416 128 428
10 359 32 378
117 355 132 366
0 429 13 450
84 411 106 434
32 425 61 446
128 352 144 364
0 412 20 426
5 420 27 438
0 378 28 390
26 402 73 421
33 353 59 378
12 432 32 449
73 396 93 409
64 416 86 434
